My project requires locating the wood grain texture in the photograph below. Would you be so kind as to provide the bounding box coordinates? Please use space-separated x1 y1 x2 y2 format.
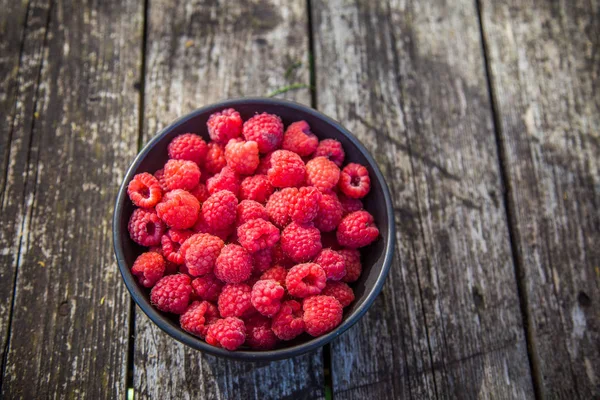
0 0 143 397
312 0 534 398
134 1 324 399
480 0 600 397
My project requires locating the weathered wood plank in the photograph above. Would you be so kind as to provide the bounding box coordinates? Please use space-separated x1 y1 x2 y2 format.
312 0 534 398
1 0 143 397
134 1 323 399
480 0 600 397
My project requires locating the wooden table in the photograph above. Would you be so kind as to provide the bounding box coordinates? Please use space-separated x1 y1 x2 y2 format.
1 0 598 398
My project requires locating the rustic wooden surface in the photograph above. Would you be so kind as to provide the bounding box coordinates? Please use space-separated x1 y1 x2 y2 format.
480 0 600 398
0 0 597 398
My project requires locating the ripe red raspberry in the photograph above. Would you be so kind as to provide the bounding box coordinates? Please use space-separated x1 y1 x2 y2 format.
156 189 200 230
314 249 346 281
265 188 295 227
256 151 273 175
161 229 193 264
281 222 322 263
289 186 322 224
189 183 210 203
214 244 253 284
150 274 193 314
128 208 166 246
338 193 363 215
272 300 304 340
267 150 306 188
239 175 274 203
131 252 165 287
306 157 340 191
314 139 345 167
245 315 278 350
337 210 379 248
236 200 268 227
314 191 343 232
206 166 240 196
218 283 254 318
338 163 371 198
251 279 285 317
339 248 362 282
204 142 227 175
153 168 169 192
282 121 318 156
202 190 238 231
225 139 260 175
207 108 243 145
206 317 246 351
285 263 327 298
163 159 201 191
321 281 355 307
181 233 224 277
180 300 219 338
252 247 273 273
260 265 287 286
237 218 280 253
191 273 223 302
243 113 284 153
302 295 343 336
128 172 162 208
168 133 208 165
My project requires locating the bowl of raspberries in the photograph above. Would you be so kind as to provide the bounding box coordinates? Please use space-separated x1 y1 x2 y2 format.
113 98 395 360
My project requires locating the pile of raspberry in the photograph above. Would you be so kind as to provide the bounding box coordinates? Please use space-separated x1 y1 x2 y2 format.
126 109 379 351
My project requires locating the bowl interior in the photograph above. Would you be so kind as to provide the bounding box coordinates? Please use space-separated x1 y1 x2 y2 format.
114 98 394 360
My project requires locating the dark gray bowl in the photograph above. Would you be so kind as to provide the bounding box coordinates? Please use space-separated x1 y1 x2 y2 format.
113 98 395 361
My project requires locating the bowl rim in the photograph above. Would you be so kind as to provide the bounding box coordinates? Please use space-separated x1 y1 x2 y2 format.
113 97 395 361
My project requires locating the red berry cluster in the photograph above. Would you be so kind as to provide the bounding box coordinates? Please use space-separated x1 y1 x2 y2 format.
126 108 379 351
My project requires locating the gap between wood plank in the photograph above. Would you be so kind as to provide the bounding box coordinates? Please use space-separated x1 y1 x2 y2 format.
474 0 542 398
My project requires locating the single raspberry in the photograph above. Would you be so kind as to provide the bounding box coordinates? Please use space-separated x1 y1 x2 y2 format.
206 166 241 196
237 218 280 253
338 193 363 215
214 244 253 284
260 266 287 287
154 168 169 192
243 113 284 153
206 317 246 351
289 186 322 224
314 191 343 232
252 247 273 273
272 300 304 340
180 300 219 338
320 231 342 250
127 172 162 208
207 108 243 144
163 159 201 191
251 279 285 317
256 151 274 175
314 249 346 281
189 183 210 203
202 190 238 231
245 315 278 349
340 249 362 282
305 157 340 191
181 233 224 277
281 222 322 263
218 283 254 318
265 188 296 227
224 139 260 175
161 229 193 264
337 210 379 248
192 273 224 302
314 139 345 167
338 163 371 198
282 120 318 156
156 189 200 230
285 263 327 298
267 150 306 188
128 208 166 246
303 295 343 336
168 133 208 165
204 142 227 175
236 200 268 227
131 252 165 287
239 175 274 203
150 274 193 314
322 281 355 307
